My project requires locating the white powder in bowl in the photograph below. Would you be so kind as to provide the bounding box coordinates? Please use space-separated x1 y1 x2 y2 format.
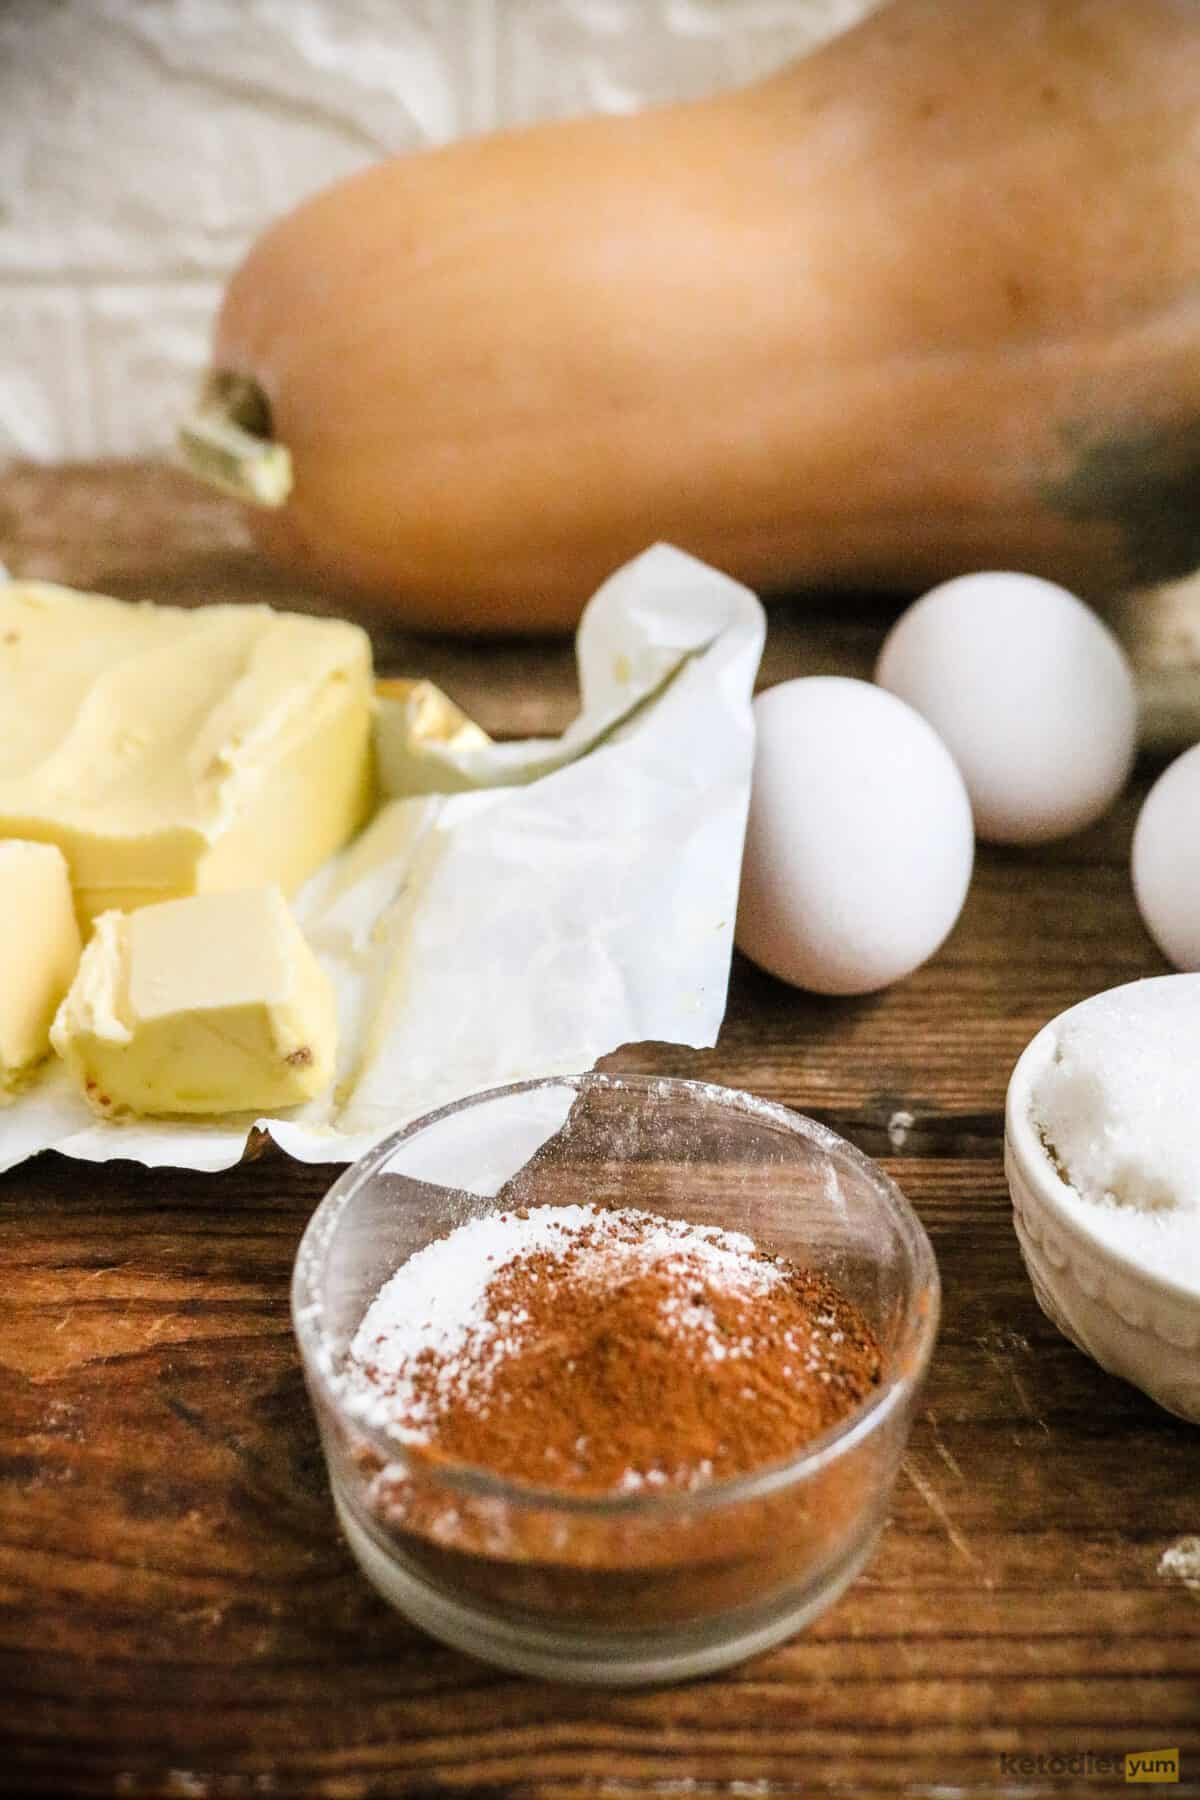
341 1204 786 1443
1029 975 1200 1291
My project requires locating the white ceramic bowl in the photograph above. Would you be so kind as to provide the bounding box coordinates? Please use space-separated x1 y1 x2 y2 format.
1006 1009 1200 1424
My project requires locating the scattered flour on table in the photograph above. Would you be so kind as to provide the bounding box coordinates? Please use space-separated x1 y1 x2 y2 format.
1158 1536 1200 1593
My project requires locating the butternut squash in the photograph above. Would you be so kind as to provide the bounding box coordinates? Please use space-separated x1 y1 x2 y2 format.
183 0 1200 635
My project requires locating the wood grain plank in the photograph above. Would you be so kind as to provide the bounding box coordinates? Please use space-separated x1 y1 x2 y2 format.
1 459 1197 1799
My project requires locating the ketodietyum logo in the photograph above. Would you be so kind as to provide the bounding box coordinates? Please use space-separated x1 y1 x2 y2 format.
998 1750 1180 1783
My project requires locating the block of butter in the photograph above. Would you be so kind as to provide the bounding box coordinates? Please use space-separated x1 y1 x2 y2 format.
52 887 336 1117
0 582 375 927
0 841 82 1094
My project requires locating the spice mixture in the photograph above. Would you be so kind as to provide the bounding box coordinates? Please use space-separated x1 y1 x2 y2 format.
346 1204 882 1494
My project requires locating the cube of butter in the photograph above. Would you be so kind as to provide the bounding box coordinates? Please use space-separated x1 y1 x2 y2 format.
51 887 337 1117
0 582 375 927
0 841 83 1092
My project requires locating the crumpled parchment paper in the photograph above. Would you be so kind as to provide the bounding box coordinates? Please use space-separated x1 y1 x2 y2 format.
0 545 764 1174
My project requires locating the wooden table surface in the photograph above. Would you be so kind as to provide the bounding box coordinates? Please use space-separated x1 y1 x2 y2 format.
2 463 1198 1800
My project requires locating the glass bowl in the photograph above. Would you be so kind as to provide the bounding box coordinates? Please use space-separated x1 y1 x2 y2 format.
292 1074 939 1685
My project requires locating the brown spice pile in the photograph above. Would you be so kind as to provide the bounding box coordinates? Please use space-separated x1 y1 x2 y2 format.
348 1205 882 1495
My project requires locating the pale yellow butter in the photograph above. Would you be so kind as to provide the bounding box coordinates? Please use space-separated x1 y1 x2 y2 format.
374 676 492 798
0 582 375 928
52 887 337 1117
0 840 82 1092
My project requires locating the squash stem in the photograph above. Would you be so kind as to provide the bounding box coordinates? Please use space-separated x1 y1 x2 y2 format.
1104 575 1200 751
177 373 292 507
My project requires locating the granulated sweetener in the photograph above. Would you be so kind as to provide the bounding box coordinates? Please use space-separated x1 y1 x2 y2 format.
1030 976 1200 1291
343 1203 881 1494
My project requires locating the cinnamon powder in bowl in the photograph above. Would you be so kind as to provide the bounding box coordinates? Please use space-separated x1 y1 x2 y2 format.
293 1076 938 1684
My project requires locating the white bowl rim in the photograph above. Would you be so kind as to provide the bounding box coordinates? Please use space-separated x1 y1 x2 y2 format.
1005 979 1200 1309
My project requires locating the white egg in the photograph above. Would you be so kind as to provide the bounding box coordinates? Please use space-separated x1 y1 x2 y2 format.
875 571 1137 845
1132 744 1200 970
736 677 973 996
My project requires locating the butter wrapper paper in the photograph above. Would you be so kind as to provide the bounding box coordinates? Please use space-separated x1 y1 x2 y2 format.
0 546 764 1173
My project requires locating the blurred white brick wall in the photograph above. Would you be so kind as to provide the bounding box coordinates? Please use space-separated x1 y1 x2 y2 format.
0 0 876 460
